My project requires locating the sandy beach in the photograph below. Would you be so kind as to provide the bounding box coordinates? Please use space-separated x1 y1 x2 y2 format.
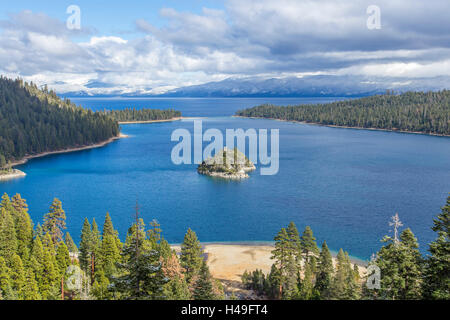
173 243 367 282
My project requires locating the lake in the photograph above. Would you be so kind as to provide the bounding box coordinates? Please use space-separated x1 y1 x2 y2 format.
1 97 449 260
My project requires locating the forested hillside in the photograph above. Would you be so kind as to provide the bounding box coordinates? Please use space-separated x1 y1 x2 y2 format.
236 91 450 135
0 77 120 165
0 192 448 300
100 107 181 122
0 193 223 300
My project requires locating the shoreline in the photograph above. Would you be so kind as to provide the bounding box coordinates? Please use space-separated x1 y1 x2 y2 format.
234 115 450 137
172 243 367 282
0 169 26 181
8 133 128 170
118 117 183 124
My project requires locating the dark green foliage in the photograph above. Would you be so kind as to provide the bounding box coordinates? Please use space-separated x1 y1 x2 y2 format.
370 228 423 300
56 242 70 278
286 222 302 264
242 269 266 296
423 195 450 299
0 77 119 163
193 261 215 300
111 219 167 300
0 257 11 297
42 198 66 244
64 232 78 253
163 275 191 300
78 218 93 274
298 260 315 300
236 91 450 135
330 249 359 299
100 108 181 122
0 192 446 301
315 241 334 298
11 194 33 260
0 207 17 266
300 226 319 262
180 228 203 282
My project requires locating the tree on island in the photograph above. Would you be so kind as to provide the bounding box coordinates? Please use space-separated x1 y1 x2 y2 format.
180 228 203 283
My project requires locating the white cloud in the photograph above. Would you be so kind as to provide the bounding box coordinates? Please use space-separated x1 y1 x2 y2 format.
1 1 450 95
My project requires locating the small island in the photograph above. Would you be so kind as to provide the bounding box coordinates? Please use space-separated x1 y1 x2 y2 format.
197 147 256 179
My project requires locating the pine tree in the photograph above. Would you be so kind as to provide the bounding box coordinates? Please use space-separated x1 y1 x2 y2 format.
330 248 349 299
0 207 17 266
164 275 191 300
91 218 102 279
65 232 78 253
34 223 43 239
30 236 44 291
423 195 449 299
180 228 203 282
0 193 13 213
10 254 25 299
100 233 120 279
193 260 215 300
102 212 122 253
315 241 334 299
92 269 111 300
299 260 315 300
111 219 166 300
23 268 41 300
344 252 360 300
11 194 33 260
300 226 319 262
79 218 93 273
40 249 58 299
283 255 299 299
102 212 115 237
42 198 66 244
372 228 423 300
266 264 281 299
271 228 290 298
56 241 70 299
0 257 11 297
286 222 302 264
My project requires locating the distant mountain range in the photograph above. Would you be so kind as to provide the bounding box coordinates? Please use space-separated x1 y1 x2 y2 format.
63 75 450 98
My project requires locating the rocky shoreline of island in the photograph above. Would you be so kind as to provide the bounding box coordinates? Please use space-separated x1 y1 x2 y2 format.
197 147 256 179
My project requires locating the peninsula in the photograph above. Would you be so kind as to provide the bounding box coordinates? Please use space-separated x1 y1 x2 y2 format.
0 76 182 181
197 147 256 179
235 90 450 136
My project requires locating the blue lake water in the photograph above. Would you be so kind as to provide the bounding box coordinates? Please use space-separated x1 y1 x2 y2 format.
1 98 449 260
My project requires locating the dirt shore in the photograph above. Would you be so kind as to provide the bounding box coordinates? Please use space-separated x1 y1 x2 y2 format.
9 133 128 169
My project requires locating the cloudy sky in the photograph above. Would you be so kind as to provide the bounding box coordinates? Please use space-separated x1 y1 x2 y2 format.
1 0 449 95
